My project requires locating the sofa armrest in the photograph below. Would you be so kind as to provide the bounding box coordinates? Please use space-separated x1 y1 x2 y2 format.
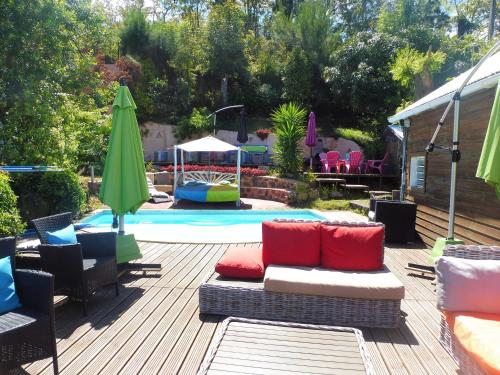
443 245 500 261
14 270 54 314
77 232 117 259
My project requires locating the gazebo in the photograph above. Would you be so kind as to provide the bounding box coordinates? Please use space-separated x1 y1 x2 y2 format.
173 136 242 207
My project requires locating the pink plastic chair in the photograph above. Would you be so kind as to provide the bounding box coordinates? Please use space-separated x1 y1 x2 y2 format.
365 152 390 174
322 151 340 173
319 153 327 172
345 151 363 174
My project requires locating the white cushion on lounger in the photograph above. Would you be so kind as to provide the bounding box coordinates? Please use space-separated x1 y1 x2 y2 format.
264 265 405 300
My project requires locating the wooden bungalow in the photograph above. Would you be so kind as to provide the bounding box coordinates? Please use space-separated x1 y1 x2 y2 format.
389 52 500 247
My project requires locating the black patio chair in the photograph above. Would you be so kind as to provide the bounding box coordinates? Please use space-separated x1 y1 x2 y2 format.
38 232 119 316
32 212 73 244
32 212 119 316
0 236 16 270
0 243 58 374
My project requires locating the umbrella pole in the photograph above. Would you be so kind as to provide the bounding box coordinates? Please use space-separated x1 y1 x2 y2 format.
447 98 460 239
310 147 313 170
118 214 125 235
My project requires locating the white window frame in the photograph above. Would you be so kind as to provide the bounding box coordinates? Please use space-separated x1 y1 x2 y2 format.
409 155 426 191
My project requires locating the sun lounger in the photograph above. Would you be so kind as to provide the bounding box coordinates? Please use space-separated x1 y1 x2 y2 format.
147 177 171 203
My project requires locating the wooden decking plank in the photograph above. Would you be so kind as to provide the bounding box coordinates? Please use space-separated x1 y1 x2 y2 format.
177 244 227 289
110 289 199 375
383 326 430 375
385 250 434 302
208 361 366 375
34 287 168 375
156 314 220 375
402 300 458 374
177 317 222 375
359 328 391 375
149 243 211 288
18 239 461 375
86 288 196 375
369 328 410 375
158 243 217 288
25 278 163 374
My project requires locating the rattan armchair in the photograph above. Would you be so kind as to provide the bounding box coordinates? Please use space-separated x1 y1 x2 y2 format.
0 236 16 269
0 244 58 374
38 232 119 316
32 212 73 244
32 212 119 316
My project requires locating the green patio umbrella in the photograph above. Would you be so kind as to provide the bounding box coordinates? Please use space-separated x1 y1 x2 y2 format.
476 79 500 199
99 81 149 263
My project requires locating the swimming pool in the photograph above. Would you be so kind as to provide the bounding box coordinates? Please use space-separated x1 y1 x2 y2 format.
82 209 325 227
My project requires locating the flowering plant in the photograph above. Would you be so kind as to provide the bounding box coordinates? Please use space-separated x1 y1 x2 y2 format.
160 164 268 176
255 128 272 141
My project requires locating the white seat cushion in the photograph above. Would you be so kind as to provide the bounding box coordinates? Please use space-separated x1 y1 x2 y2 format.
264 265 405 300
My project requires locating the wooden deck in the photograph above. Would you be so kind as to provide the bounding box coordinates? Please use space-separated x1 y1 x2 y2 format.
16 241 458 375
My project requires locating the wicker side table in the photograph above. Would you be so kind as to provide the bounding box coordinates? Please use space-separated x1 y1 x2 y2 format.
197 317 375 375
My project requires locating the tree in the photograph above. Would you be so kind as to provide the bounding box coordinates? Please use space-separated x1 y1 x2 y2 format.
206 0 248 105
120 8 150 57
0 0 114 168
282 48 313 104
390 46 446 99
323 32 403 130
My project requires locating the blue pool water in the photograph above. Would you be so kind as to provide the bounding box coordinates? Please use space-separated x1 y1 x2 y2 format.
81 209 325 227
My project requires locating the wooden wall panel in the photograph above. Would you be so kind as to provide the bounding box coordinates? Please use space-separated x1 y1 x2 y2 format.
406 87 500 247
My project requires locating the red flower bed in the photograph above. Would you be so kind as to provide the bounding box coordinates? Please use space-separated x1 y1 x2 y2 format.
160 164 268 176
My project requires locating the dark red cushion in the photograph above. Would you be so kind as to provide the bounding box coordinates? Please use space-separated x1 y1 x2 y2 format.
215 246 264 279
262 221 321 267
321 224 384 270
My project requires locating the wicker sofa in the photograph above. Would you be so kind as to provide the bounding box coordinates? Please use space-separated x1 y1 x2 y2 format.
199 220 405 328
437 244 500 375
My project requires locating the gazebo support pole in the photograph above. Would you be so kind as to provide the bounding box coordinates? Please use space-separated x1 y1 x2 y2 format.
236 147 241 208
173 146 177 204
181 148 185 176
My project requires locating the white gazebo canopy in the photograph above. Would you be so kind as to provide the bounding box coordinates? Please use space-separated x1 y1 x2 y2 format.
173 135 242 207
175 135 239 152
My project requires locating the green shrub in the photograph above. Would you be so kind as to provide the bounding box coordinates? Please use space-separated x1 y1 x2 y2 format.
0 172 26 236
332 128 375 146
0 212 26 237
10 170 87 224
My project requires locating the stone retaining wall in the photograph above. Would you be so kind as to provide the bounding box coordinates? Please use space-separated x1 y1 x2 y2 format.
89 173 296 203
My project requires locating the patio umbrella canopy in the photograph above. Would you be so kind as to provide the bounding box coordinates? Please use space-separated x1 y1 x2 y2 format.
237 107 248 143
99 82 149 232
476 80 500 198
306 112 317 169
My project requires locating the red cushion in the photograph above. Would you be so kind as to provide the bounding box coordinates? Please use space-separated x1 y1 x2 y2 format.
321 224 384 270
262 221 321 267
215 246 264 279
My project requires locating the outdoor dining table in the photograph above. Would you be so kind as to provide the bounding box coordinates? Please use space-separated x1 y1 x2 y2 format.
197 317 375 375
